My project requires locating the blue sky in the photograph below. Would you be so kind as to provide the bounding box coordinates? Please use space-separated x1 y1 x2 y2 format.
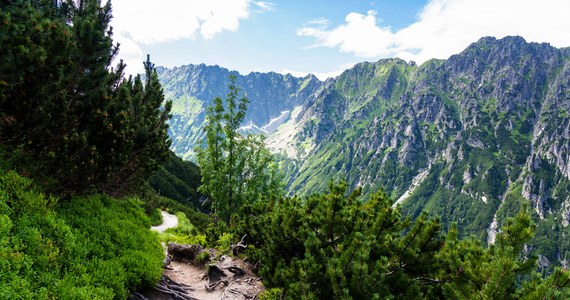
111 0 570 79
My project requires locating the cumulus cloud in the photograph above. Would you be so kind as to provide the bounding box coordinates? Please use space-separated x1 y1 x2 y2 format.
111 0 250 44
298 10 395 57
110 0 264 74
113 32 145 75
298 0 570 64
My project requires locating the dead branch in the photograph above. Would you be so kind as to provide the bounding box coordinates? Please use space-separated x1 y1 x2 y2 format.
228 265 246 278
221 283 234 299
231 234 248 255
205 280 228 292
414 276 443 285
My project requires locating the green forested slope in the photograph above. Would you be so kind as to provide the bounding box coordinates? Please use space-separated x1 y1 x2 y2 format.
284 37 570 266
149 151 202 209
161 36 570 268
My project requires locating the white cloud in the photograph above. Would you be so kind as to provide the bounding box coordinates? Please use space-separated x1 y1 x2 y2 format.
111 0 251 44
113 32 145 75
253 1 275 13
298 0 570 64
299 10 394 57
110 0 260 74
307 18 329 26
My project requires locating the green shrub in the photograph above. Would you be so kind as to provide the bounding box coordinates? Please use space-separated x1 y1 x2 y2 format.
242 181 570 299
58 195 164 296
149 208 163 226
159 212 207 245
216 232 234 252
0 169 164 299
195 251 211 265
243 181 442 299
258 288 283 300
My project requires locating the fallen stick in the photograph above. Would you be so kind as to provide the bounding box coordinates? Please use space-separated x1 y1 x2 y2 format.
221 283 234 299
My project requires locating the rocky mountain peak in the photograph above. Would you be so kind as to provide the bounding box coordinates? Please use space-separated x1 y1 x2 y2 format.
160 36 570 267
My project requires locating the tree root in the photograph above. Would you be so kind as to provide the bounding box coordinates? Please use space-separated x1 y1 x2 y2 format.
205 280 229 292
153 275 197 300
231 234 248 255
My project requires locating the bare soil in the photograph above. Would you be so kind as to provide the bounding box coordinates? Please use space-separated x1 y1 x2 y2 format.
163 251 265 299
137 212 264 299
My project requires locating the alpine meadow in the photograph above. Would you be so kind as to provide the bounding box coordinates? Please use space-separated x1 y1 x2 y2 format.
2 0 570 299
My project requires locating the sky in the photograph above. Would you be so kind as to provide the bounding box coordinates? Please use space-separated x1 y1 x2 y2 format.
110 0 570 80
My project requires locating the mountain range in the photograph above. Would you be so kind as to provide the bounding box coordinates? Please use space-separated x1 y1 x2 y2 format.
157 36 570 268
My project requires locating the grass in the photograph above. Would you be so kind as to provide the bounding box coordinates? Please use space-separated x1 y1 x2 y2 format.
158 212 207 246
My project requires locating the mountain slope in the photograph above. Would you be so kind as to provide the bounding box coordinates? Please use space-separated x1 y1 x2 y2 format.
159 36 570 267
157 64 321 160
148 151 202 209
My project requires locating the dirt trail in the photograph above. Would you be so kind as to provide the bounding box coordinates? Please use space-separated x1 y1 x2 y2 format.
138 212 265 299
151 211 179 233
164 252 265 299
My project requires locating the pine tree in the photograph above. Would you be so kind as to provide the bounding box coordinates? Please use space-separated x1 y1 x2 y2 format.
437 207 570 299
196 74 282 224
243 181 444 299
243 182 570 299
0 0 172 196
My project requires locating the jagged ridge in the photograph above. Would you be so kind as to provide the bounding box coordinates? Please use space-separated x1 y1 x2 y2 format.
158 36 570 267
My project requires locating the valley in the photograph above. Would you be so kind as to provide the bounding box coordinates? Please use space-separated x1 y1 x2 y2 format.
159 36 570 268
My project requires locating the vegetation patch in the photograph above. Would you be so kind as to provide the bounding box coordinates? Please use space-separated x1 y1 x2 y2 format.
0 170 163 299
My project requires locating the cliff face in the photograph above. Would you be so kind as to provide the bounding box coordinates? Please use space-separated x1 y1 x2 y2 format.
159 36 570 266
157 64 321 159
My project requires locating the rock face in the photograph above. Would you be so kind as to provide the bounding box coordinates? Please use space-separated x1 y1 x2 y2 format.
157 64 320 160
159 36 570 267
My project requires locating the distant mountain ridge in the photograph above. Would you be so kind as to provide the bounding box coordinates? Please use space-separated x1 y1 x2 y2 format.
157 36 570 268
156 64 321 158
